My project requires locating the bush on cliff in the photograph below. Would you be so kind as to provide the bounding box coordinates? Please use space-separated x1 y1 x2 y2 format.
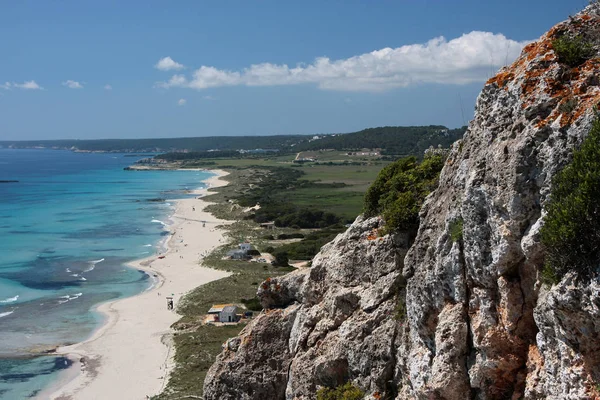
363 154 445 233
552 34 595 67
316 382 365 400
541 116 600 281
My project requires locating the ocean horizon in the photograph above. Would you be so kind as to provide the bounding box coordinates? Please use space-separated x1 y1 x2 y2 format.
0 148 213 399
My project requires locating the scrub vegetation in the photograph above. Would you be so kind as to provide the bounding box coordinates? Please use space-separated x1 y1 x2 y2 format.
541 116 600 282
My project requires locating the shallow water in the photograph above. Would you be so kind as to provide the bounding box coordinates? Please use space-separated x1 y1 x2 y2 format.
0 148 212 399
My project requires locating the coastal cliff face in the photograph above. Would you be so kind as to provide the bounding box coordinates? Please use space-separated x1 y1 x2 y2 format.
204 6 600 400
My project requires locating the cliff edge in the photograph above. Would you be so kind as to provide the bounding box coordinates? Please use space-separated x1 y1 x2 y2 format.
204 5 600 399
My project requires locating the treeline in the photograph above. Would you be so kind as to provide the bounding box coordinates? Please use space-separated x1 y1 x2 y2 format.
293 126 466 156
253 204 341 229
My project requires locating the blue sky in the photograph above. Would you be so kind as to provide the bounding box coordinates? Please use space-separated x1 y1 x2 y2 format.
0 0 588 140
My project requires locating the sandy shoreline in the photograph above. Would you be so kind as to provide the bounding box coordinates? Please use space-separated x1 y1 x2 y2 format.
41 169 231 400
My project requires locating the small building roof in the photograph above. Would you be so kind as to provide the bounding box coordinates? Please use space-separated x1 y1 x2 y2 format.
222 305 238 313
208 303 235 313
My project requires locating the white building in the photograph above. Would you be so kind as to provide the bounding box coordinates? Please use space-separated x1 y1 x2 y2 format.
219 305 238 323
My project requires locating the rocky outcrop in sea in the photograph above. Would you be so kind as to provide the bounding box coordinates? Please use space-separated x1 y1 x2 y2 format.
203 5 600 399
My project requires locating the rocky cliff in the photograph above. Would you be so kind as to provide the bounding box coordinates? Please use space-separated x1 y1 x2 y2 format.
204 6 600 400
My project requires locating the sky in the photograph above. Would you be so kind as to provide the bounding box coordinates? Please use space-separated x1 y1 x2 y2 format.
0 0 590 140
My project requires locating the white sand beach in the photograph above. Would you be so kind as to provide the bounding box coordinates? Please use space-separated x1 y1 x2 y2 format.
43 170 231 400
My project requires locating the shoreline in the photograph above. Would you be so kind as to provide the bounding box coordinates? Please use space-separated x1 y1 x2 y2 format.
41 169 231 400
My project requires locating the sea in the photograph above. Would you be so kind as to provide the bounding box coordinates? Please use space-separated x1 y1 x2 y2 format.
0 148 213 399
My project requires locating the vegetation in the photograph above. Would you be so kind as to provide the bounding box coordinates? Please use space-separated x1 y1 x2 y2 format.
156 242 293 399
449 218 464 243
156 324 243 399
294 125 465 156
277 233 305 239
272 250 290 267
540 116 600 282
363 155 446 234
1 125 465 157
273 226 346 260
240 296 262 311
234 167 346 228
316 382 365 400
395 296 406 321
552 34 595 67
156 150 243 160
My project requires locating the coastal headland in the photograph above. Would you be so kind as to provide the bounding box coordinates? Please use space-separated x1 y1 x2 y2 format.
42 170 231 400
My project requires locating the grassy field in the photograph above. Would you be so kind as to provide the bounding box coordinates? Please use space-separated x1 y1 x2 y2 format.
288 164 384 220
192 159 386 221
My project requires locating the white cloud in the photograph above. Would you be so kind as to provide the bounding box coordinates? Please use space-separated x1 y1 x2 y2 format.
203 95 214 100
177 98 187 106
155 56 185 71
156 31 530 92
13 80 43 90
62 80 83 89
0 82 11 90
104 84 113 90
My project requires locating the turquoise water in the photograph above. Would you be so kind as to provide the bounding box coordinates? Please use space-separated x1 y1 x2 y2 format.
0 149 213 399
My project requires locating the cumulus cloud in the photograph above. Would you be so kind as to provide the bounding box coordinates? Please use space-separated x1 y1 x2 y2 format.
177 98 187 106
62 80 83 89
12 80 43 90
104 84 113 90
156 31 530 92
155 56 185 71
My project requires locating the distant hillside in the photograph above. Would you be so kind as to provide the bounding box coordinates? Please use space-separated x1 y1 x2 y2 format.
0 136 307 153
293 125 466 155
0 125 466 154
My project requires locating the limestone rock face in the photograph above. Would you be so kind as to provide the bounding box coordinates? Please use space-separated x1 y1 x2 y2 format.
203 5 600 400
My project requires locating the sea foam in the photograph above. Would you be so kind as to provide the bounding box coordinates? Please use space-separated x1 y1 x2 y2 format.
83 258 104 272
0 295 19 303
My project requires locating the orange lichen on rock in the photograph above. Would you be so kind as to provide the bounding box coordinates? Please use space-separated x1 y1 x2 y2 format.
366 228 379 240
486 71 515 89
533 56 600 128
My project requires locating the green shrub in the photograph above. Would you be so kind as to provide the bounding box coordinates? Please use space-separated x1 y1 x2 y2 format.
363 154 445 234
272 251 290 267
540 116 600 281
395 297 406 321
316 382 365 400
552 35 595 67
449 218 464 243
240 297 262 311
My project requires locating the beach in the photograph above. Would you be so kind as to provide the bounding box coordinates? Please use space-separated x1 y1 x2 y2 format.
42 169 231 400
